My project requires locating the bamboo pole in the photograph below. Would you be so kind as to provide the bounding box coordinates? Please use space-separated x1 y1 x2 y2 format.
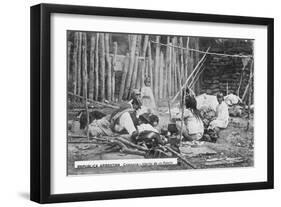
237 58 250 97
104 33 112 101
94 33 99 101
88 35 95 100
112 41 118 101
124 35 137 99
77 32 82 96
180 86 186 143
72 32 79 96
193 38 200 94
147 41 153 92
168 42 172 98
130 51 139 90
119 53 130 101
82 33 89 139
171 41 174 97
137 35 149 88
81 33 88 98
154 36 160 100
99 33 105 101
179 37 184 82
172 37 177 96
159 52 164 99
163 37 170 98
67 41 72 81
184 37 190 80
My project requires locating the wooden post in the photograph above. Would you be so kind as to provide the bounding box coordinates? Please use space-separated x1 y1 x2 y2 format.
131 51 139 90
172 37 177 96
112 41 118 101
179 37 184 82
104 33 112 101
94 33 99 101
247 59 254 130
77 32 82 96
193 37 200 94
124 35 137 99
72 32 79 96
119 53 130 101
137 35 149 88
82 34 89 139
82 33 88 98
154 36 160 100
67 41 72 81
99 33 105 101
170 41 174 97
159 52 164 99
88 34 95 100
168 42 172 98
180 86 186 142
147 41 154 92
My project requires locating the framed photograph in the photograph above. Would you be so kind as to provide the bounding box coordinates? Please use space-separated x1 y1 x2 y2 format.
30 3 274 203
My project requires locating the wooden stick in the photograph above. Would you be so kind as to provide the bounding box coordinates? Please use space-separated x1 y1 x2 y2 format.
94 33 99 100
188 57 207 88
130 51 139 90
82 33 89 139
77 32 82 96
104 34 112 101
88 35 95 100
179 86 186 143
72 32 79 96
165 146 196 169
185 37 190 79
99 33 105 101
179 37 184 82
119 53 130 101
171 47 210 103
124 35 137 99
67 41 72 81
168 41 172 98
242 60 254 102
138 35 149 88
147 41 154 92
159 52 164 99
163 36 170 98
154 36 160 100
112 41 118 101
237 58 250 97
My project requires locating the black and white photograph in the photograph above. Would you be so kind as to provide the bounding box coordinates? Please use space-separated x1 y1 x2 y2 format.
67 31 254 175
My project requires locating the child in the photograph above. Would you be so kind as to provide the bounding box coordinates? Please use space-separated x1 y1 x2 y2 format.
140 76 157 114
208 92 229 130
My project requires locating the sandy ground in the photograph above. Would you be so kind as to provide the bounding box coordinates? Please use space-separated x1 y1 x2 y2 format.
67 105 254 175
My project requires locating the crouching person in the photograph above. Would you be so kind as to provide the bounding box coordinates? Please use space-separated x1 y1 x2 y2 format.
173 95 204 142
132 113 166 157
208 92 229 131
110 98 141 135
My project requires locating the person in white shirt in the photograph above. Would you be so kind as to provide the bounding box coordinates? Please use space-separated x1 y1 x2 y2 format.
208 93 229 130
110 97 141 135
140 76 157 114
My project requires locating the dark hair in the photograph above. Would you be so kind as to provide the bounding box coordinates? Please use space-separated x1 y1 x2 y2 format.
131 98 142 110
149 114 159 125
185 95 202 120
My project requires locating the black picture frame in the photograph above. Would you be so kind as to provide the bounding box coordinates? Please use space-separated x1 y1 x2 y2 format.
30 3 274 204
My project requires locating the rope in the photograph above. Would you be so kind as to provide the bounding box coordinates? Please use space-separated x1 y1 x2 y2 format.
150 40 252 58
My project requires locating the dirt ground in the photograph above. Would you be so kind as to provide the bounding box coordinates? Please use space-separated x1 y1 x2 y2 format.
67 104 254 175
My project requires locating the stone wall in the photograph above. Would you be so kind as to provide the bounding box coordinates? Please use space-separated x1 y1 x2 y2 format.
199 40 253 100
